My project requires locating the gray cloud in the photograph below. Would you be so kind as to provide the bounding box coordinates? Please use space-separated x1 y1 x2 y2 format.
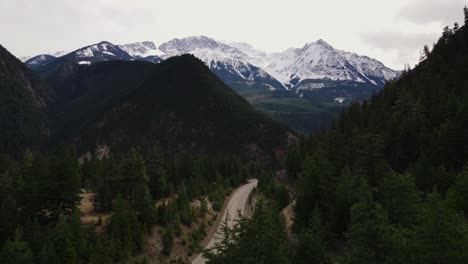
0 0 464 69
361 30 439 66
397 0 465 26
362 31 438 51
0 0 159 55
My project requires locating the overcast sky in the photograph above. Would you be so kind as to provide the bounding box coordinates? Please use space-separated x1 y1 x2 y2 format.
0 0 465 69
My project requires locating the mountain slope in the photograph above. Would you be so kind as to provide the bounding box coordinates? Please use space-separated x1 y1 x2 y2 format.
24 38 399 133
24 54 57 70
0 45 54 154
25 37 398 92
158 36 285 90
266 40 398 88
291 21 468 263
62 41 134 63
52 55 290 159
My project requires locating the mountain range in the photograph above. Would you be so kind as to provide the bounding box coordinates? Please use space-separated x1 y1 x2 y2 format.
1 44 290 160
22 36 398 90
20 36 399 133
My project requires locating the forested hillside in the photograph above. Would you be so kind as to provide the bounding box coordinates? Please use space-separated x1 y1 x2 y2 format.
289 9 468 263
200 8 468 264
0 145 277 263
0 45 54 155
0 46 291 263
2 7 468 264
49 55 289 158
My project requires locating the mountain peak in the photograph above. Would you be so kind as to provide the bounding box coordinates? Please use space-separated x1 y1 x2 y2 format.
159 35 222 54
303 39 333 50
316 39 332 48
97 41 112 45
119 41 160 58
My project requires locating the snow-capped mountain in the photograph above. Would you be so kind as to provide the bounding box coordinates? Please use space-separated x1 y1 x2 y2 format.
24 54 57 70
49 51 68 57
20 51 68 63
157 36 283 89
23 41 134 69
23 36 398 95
265 39 398 89
20 56 32 62
62 41 134 63
119 41 164 58
225 41 269 68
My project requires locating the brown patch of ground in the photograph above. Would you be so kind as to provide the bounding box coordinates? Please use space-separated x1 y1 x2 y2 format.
137 197 220 263
79 192 110 233
139 185 242 263
155 195 178 207
281 201 295 239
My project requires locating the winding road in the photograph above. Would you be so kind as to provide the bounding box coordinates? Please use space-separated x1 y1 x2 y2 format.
192 179 258 264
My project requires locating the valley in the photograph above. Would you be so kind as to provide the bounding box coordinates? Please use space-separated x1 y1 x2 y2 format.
1 3 468 264
21 36 399 134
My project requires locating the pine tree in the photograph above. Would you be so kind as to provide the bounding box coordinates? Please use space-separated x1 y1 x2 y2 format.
464 6 468 25
162 227 174 256
0 171 17 242
89 237 112 264
293 154 334 232
0 227 34 264
47 146 82 216
37 244 58 264
379 172 422 228
294 206 327 264
203 214 237 263
94 156 117 210
333 165 356 236
452 164 468 216
147 147 168 199
63 239 77 264
417 191 468 263
286 144 302 179
347 179 387 264
109 197 143 260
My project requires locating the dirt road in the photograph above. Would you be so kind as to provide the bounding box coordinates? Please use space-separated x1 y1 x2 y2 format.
192 179 258 264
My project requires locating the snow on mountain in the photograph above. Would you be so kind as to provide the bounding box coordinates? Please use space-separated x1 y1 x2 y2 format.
24 54 57 70
158 36 222 56
265 39 399 88
20 56 32 62
225 41 269 68
50 51 68 57
20 51 67 63
157 36 284 89
63 41 134 63
24 37 398 93
119 41 165 58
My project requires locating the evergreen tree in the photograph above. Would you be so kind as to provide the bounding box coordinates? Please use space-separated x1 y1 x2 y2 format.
293 154 334 232
293 206 327 264
452 164 468 216
417 191 468 263
147 147 168 199
0 172 17 242
63 239 77 264
53 146 82 215
347 179 387 264
286 144 302 179
379 172 422 228
0 227 34 264
162 227 174 256
464 6 468 25
37 244 58 264
206 200 290 264
333 165 356 236
94 156 118 210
